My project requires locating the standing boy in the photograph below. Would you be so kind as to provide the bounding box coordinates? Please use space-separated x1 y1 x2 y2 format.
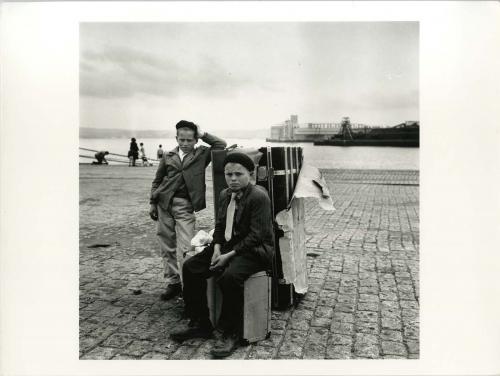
149 120 227 300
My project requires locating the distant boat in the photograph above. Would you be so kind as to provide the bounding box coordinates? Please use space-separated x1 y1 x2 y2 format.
314 118 419 147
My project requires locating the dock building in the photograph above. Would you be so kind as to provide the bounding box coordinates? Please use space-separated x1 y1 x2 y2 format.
267 115 377 142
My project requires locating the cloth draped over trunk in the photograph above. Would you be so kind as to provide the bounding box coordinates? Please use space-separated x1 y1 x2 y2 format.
276 164 335 293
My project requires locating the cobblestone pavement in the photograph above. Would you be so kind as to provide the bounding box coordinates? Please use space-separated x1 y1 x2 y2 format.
79 165 419 360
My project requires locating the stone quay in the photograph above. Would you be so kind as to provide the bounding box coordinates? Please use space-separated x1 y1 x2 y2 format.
79 165 419 360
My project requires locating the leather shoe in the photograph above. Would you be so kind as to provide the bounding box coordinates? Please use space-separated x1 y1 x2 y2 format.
160 283 182 301
170 321 213 342
210 332 241 358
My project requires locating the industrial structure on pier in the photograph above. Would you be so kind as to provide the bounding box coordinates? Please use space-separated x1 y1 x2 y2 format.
267 115 419 147
267 115 380 142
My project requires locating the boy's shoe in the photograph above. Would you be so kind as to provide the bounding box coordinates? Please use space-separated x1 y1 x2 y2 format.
210 332 241 358
170 319 213 342
160 283 182 301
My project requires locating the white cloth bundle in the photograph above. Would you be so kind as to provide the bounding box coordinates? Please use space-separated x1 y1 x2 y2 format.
186 229 214 258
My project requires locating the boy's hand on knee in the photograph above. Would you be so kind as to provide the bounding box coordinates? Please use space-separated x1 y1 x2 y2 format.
209 250 235 272
210 254 227 272
211 244 221 265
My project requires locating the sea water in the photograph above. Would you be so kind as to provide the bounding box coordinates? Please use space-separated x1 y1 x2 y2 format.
79 137 419 170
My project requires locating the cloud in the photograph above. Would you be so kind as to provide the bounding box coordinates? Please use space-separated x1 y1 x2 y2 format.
80 45 251 98
359 88 419 110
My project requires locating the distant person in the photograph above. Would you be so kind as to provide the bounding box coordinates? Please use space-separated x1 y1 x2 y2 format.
92 151 109 165
149 120 227 301
128 138 139 166
139 142 149 166
157 145 164 160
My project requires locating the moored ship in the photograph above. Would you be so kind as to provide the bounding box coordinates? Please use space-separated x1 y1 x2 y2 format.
314 117 419 147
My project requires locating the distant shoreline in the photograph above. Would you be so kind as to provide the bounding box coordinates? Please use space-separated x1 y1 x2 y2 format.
78 163 420 173
80 138 419 170
79 127 269 139
79 136 263 140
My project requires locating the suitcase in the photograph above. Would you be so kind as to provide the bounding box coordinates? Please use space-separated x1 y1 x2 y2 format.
243 271 272 343
207 271 271 343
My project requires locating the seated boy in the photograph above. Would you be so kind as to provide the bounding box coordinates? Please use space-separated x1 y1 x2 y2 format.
170 152 275 358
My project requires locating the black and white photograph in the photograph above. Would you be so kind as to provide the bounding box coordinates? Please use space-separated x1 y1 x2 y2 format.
2 1 500 375
79 21 419 360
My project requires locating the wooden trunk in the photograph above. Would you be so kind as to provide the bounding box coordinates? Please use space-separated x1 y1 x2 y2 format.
211 149 228 217
255 147 304 309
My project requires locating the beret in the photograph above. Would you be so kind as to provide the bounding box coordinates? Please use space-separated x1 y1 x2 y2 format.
175 120 198 136
223 152 255 172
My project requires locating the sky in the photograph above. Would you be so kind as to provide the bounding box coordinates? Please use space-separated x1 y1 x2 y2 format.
80 22 419 131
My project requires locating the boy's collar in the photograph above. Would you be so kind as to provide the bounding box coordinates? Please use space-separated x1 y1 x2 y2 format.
226 184 251 200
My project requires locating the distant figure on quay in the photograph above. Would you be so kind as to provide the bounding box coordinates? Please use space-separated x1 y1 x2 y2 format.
157 145 164 160
92 151 109 165
128 138 139 166
149 120 227 301
139 142 150 166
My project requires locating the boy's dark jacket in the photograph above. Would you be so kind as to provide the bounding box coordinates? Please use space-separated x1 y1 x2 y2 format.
213 184 275 268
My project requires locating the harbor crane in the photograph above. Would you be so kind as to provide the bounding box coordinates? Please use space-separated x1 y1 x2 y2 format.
339 117 354 141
